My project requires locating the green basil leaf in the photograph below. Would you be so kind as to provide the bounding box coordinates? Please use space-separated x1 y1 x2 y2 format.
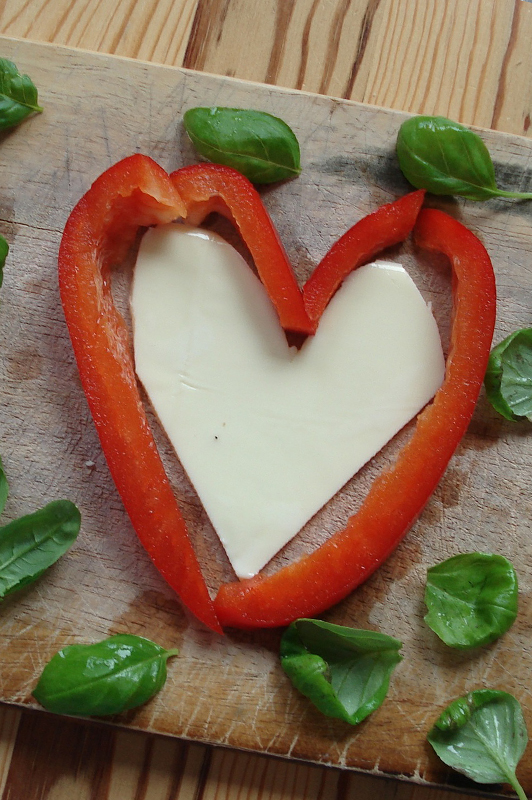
183 107 301 184
485 329 532 421
428 690 528 798
0 235 7 287
397 116 532 201
0 58 43 131
0 457 8 517
280 618 402 725
424 553 518 649
0 499 81 597
33 634 179 716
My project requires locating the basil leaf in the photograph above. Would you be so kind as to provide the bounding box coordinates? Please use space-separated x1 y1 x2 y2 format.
424 553 518 649
0 499 81 597
0 58 43 131
397 116 532 201
0 235 7 287
428 690 528 798
280 618 402 725
33 634 179 716
0 457 8 517
183 107 301 184
485 329 532 421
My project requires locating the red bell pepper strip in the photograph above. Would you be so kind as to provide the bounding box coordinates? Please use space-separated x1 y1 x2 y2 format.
170 164 315 334
58 154 222 633
171 167 425 335
60 152 490 632
303 190 426 323
214 208 496 629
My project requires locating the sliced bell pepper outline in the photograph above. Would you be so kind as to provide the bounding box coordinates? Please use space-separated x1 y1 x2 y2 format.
171 164 426 327
214 208 497 628
58 155 316 633
58 155 223 633
59 153 491 632
170 164 315 335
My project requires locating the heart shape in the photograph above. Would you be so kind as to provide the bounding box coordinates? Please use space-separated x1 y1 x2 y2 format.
59 156 496 631
131 224 444 579
215 209 496 628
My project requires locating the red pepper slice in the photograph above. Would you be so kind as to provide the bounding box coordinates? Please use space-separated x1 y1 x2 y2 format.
214 208 496 628
171 166 425 334
170 164 315 335
60 153 491 633
58 154 222 633
303 190 427 323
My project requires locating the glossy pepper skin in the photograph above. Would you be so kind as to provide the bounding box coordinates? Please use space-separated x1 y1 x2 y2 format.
303 190 428 322
58 154 222 633
214 208 496 629
170 163 315 334
171 166 425 332
60 153 492 633
58 156 313 633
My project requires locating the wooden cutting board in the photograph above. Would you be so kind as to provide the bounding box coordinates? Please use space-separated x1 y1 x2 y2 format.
1 35 532 795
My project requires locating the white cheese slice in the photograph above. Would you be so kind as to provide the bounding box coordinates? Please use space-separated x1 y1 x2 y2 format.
131 223 445 579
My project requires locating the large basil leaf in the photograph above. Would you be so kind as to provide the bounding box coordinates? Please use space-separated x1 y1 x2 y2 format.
33 634 179 715
280 618 402 725
485 329 532 421
424 553 518 649
397 116 532 201
0 235 7 287
0 58 43 131
428 690 528 798
183 107 301 184
0 499 81 597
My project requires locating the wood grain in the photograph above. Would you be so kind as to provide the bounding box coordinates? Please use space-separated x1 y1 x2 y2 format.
1 36 532 800
0 705 493 800
1 1 532 797
1 0 532 137
0 0 199 64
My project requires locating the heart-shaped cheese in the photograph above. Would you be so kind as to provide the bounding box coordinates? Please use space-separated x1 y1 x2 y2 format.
131 224 444 579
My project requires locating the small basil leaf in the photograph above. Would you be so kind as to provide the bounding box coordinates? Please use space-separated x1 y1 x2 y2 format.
424 553 518 649
428 689 528 798
0 58 43 131
0 499 81 597
0 457 8 517
280 618 402 725
183 107 301 184
0 235 7 287
397 116 532 201
485 329 532 421
33 634 179 716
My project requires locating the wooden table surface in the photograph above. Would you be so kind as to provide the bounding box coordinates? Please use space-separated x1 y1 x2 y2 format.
1 1 532 799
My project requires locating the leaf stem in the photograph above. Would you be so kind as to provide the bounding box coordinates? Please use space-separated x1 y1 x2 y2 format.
493 189 532 200
508 772 528 800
